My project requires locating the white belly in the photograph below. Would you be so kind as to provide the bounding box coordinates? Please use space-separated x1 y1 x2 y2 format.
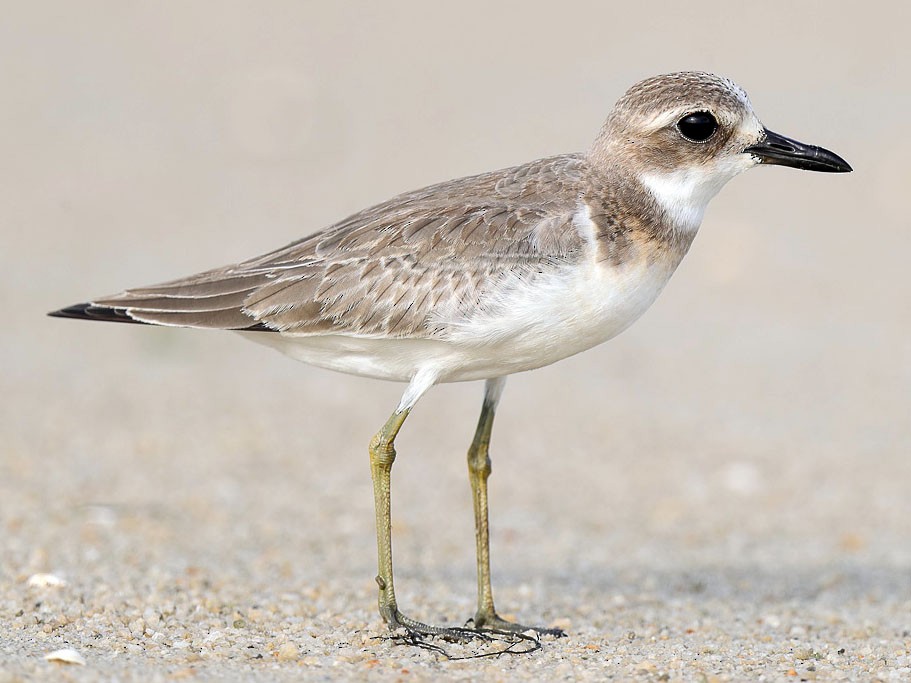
239 252 680 384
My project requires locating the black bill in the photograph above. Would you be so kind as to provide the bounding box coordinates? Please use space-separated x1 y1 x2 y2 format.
744 128 852 173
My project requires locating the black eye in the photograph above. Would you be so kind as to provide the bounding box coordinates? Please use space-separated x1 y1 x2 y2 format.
677 111 718 142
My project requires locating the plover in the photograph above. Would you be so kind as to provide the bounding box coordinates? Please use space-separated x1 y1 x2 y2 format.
51 72 851 639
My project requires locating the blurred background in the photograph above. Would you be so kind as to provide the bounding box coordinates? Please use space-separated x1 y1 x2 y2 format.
1 0 909 675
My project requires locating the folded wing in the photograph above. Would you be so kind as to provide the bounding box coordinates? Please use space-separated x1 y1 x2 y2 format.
52 155 590 339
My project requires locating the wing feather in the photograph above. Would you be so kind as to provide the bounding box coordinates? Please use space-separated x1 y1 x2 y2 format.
75 154 592 336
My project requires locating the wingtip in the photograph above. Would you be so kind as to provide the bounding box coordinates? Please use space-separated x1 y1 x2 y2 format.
47 301 277 331
47 302 144 324
48 303 92 319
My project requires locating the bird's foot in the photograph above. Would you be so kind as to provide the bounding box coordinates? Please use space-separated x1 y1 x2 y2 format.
384 607 476 643
378 606 550 658
469 611 567 638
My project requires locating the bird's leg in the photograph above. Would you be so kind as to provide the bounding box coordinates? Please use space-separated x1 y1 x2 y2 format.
467 378 565 637
369 407 411 629
467 379 500 626
369 375 474 641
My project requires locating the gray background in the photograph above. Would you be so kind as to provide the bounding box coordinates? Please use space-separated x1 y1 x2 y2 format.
2 1 909 680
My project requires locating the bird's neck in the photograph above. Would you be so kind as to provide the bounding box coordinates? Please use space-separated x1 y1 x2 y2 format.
587 163 697 238
580 167 698 270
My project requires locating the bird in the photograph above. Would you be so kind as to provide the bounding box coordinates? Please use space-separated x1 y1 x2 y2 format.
50 72 852 640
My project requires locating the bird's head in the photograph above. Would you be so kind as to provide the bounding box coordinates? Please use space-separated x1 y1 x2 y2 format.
590 72 851 232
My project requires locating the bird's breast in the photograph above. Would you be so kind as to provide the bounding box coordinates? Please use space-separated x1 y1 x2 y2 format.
438 241 683 378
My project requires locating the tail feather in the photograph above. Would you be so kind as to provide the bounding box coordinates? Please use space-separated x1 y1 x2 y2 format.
48 302 273 331
48 303 144 325
94 290 254 314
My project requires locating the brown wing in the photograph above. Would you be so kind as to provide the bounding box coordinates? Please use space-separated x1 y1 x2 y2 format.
58 154 591 338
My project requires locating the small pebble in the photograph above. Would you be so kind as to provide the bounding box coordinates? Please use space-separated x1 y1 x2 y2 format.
28 573 67 588
277 643 300 661
44 649 85 665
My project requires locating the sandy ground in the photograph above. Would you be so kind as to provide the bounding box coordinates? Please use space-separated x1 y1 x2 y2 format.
2 2 911 681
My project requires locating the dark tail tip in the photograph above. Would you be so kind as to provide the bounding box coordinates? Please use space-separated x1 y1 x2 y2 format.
48 303 146 325
48 302 275 331
48 303 91 319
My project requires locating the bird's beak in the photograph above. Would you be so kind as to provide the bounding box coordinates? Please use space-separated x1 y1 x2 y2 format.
744 128 852 173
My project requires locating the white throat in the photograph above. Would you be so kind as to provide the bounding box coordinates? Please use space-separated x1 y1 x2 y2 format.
640 158 752 233
639 169 723 233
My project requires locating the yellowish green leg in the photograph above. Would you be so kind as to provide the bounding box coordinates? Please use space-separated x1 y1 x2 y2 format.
370 403 470 639
369 408 410 628
368 371 561 642
467 381 500 627
467 378 564 636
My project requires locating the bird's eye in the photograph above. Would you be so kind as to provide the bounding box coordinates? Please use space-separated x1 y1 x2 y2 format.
676 112 718 142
